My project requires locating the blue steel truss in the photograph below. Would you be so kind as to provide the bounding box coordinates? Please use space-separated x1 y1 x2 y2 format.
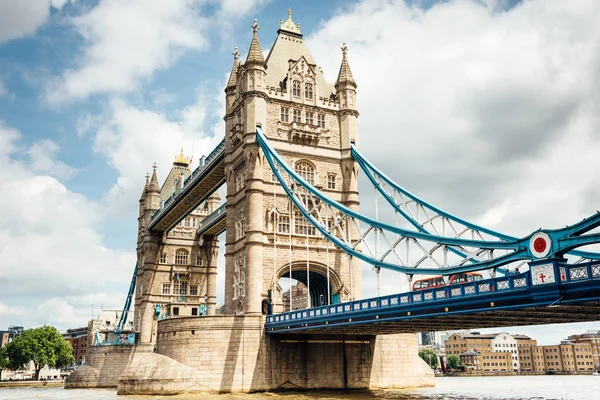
115 261 137 334
257 127 600 275
351 146 600 263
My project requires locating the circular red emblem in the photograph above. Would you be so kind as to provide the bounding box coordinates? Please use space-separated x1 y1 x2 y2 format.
533 237 547 253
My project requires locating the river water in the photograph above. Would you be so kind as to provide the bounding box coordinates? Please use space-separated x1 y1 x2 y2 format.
0 376 598 399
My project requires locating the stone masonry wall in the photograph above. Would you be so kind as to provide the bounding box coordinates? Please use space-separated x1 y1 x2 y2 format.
156 315 434 392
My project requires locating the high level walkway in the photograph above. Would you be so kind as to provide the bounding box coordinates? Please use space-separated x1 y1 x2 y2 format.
148 140 225 232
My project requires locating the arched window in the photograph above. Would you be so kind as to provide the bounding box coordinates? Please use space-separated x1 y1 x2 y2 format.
295 161 315 185
293 80 301 97
174 249 189 265
304 83 313 99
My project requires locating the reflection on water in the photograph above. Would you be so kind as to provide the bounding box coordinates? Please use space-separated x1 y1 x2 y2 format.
1 376 599 400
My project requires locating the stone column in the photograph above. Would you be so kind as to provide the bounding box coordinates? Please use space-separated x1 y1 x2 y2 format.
244 147 264 315
205 235 219 315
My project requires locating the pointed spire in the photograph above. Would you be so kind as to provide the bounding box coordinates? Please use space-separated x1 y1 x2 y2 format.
226 47 240 91
140 173 149 200
335 42 357 89
148 162 160 193
245 19 265 66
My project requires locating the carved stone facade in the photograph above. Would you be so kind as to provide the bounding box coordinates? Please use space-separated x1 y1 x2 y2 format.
135 155 221 344
223 12 361 316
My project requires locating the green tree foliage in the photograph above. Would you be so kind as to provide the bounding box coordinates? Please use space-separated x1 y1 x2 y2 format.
447 354 460 369
418 349 439 369
0 348 10 381
5 326 74 380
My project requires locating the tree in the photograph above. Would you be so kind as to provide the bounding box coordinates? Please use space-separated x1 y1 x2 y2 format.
447 354 460 369
418 349 439 369
5 326 74 380
0 348 10 381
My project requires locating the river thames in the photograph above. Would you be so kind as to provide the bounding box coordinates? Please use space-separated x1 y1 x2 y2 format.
0 376 598 399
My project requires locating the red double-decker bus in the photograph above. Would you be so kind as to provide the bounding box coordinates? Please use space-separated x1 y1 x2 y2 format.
412 272 483 291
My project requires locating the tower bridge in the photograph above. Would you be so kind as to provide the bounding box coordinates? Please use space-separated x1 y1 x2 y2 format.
67 9 600 396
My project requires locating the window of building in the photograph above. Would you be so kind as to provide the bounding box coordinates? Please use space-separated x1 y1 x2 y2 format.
293 109 301 123
190 285 198 296
175 249 189 265
295 211 315 236
280 107 289 122
173 307 179 316
327 174 336 190
295 161 315 185
162 283 171 295
293 80 301 97
196 256 203 266
317 114 325 128
173 283 180 295
235 213 246 240
306 112 314 125
191 308 198 316
180 282 188 295
235 169 246 191
278 215 290 233
159 253 167 264
184 217 190 228
305 83 313 99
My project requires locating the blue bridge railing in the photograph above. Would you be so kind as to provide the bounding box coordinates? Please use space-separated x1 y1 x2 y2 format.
266 261 600 327
197 203 227 235
151 139 225 223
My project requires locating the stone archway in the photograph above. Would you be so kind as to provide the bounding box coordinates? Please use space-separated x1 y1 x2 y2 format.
274 261 345 311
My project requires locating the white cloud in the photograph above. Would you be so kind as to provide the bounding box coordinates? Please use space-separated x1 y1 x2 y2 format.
0 0 69 43
0 120 133 330
92 90 222 218
307 0 600 239
28 139 78 180
44 0 208 105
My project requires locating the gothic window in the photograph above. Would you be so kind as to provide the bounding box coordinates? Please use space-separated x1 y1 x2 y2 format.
184 218 190 228
327 174 336 190
233 257 246 301
174 249 189 265
190 285 198 296
196 256 203 266
295 161 315 185
293 109 301 123
305 83 313 99
235 169 246 191
173 283 180 294
294 211 315 236
235 212 246 240
180 281 188 295
293 80 301 97
162 283 171 294
317 114 326 128
159 253 167 264
278 215 290 233
306 112 314 125
280 107 289 122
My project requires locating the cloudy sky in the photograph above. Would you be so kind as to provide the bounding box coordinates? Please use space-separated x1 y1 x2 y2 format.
1 0 599 345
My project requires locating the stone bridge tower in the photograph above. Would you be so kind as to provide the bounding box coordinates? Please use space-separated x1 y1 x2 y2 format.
223 10 362 316
135 152 221 344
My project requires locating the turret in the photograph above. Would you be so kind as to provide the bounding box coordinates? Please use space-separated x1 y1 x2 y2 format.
139 173 149 218
225 47 240 112
336 42 359 149
146 163 161 212
244 19 267 96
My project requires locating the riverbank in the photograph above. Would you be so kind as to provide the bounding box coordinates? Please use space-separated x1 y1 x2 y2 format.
435 371 594 377
0 380 63 388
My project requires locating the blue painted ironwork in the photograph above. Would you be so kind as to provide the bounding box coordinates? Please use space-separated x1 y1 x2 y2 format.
352 145 600 262
257 127 600 275
265 260 600 333
149 139 225 228
115 261 137 334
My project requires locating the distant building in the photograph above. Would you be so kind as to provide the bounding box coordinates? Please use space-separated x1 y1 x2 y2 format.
565 329 600 369
480 351 513 372
281 283 309 311
420 332 435 346
62 327 88 365
0 326 24 348
88 309 135 346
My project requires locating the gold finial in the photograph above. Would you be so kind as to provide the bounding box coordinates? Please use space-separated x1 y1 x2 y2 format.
233 46 239 60
342 42 348 56
279 8 301 34
174 148 189 165
252 19 259 34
